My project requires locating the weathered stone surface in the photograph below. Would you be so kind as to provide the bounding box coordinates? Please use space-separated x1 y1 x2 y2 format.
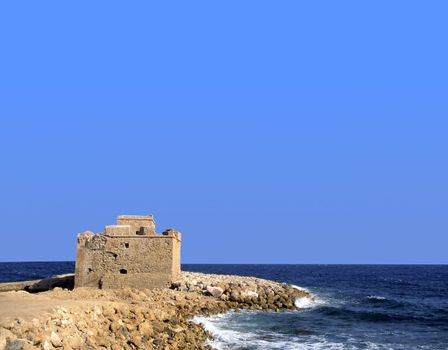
138 321 153 336
206 286 224 298
75 214 182 289
0 328 14 349
105 225 130 236
50 331 62 347
4 338 36 350
117 215 156 236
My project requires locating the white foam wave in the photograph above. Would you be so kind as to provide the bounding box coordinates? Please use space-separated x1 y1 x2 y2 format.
294 296 315 308
291 284 325 309
194 313 311 349
291 284 310 293
193 313 382 349
192 315 242 346
367 295 386 301
295 295 327 309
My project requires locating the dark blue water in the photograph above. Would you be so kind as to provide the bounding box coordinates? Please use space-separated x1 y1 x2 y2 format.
1 263 447 349
0 261 75 283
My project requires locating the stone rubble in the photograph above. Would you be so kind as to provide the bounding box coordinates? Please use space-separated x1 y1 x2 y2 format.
0 272 312 350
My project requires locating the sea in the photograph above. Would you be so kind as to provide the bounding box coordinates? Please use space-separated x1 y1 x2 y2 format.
0 263 447 350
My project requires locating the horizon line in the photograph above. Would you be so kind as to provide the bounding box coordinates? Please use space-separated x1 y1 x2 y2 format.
0 261 447 266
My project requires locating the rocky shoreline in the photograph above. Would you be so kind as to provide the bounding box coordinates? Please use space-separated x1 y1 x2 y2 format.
0 272 312 350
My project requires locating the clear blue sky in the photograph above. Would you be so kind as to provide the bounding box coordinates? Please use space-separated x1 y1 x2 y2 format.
0 1 446 263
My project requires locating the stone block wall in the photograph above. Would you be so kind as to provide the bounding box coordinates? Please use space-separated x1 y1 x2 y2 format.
117 215 156 235
105 225 130 236
75 215 181 289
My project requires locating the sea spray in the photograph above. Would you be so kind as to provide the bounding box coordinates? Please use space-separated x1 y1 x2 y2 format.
192 310 350 350
294 296 315 308
291 284 323 309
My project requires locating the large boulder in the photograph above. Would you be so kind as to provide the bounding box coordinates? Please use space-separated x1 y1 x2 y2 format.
206 286 223 298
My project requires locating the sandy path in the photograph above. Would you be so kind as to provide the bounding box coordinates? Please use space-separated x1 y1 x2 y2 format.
0 291 83 322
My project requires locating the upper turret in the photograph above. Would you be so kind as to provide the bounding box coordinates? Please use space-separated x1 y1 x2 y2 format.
102 215 156 236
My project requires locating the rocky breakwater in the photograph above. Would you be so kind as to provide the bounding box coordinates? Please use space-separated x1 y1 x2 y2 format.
0 272 312 350
172 271 311 311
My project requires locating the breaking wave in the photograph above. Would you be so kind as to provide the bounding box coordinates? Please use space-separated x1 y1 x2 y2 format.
192 312 390 350
294 297 315 308
291 284 326 309
291 284 310 293
294 296 326 309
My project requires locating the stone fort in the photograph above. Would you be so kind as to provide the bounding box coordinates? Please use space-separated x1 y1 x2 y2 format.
75 215 181 289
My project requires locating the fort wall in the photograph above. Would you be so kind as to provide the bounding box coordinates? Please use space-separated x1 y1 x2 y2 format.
74 215 181 289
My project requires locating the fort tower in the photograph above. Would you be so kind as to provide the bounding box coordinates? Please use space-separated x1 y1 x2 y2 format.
74 215 181 289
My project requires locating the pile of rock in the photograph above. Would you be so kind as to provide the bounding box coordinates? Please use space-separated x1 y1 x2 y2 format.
0 272 312 350
1 288 225 350
171 271 311 310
